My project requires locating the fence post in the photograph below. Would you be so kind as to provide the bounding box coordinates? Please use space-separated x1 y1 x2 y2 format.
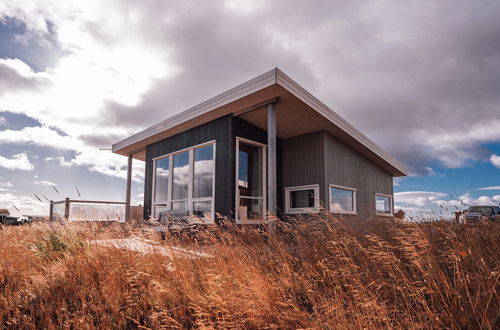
64 198 70 221
49 201 54 221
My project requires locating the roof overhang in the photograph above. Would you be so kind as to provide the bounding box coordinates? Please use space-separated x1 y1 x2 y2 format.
112 68 407 177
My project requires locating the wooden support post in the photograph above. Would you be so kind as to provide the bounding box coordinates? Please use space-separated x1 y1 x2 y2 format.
64 198 70 221
49 201 54 221
125 154 133 222
267 102 277 234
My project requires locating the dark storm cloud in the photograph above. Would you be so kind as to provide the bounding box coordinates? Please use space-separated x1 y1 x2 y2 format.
79 133 124 148
97 0 500 175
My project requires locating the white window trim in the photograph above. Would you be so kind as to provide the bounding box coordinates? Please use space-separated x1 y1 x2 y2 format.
329 184 357 215
151 140 216 223
375 193 394 216
284 184 320 214
235 137 267 224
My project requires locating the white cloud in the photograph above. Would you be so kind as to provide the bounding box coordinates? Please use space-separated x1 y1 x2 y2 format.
45 156 73 167
0 126 81 150
0 191 47 215
0 125 143 180
35 180 57 186
394 191 448 207
0 153 34 171
0 181 13 188
395 191 500 214
490 154 500 169
413 121 500 168
459 193 500 206
0 2 177 140
477 186 500 190
70 149 144 182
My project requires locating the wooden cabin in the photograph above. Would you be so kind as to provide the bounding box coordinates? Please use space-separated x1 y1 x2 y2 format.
112 68 407 223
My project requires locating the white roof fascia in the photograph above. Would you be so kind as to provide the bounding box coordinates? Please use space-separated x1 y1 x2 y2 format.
112 68 277 153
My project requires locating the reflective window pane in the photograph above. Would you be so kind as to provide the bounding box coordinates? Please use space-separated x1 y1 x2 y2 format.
193 201 212 219
171 201 187 212
172 152 189 200
290 189 315 208
238 198 263 221
193 145 214 198
376 195 391 213
238 143 263 197
330 187 354 212
154 205 168 219
154 158 169 202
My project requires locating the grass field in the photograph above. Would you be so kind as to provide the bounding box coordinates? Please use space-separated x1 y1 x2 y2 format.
0 215 498 329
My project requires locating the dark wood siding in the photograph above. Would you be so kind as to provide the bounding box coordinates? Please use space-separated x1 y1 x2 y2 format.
144 115 234 219
282 131 327 206
324 131 393 219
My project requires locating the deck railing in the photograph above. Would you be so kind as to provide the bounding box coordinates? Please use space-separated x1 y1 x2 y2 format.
49 199 143 222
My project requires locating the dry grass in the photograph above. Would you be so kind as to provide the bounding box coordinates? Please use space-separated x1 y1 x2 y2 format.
0 215 498 329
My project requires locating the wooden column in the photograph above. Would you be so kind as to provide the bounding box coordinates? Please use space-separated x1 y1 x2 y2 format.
125 154 132 222
267 102 277 231
64 197 70 221
49 201 54 221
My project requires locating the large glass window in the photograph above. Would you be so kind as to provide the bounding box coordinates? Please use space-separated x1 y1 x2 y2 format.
154 157 169 202
376 194 393 214
193 145 214 198
152 142 215 221
172 151 189 200
330 185 356 213
284 185 319 214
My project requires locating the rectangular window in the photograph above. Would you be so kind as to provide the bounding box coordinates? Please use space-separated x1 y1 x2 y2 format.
152 141 215 221
284 184 319 214
172 151 189 200
376 194 393 215
154 157 169 203
193 145 214 198
329 185 356 214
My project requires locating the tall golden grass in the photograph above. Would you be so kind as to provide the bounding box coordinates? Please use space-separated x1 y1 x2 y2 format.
0 215 498 328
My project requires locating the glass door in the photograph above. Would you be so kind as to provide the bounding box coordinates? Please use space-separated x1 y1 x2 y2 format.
236 138 266 223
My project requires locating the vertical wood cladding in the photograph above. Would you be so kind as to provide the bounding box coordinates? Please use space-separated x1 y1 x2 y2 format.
281 130 393 219
282 131 327 206
143 116 393 221
144 115 233 219
323 131 393 219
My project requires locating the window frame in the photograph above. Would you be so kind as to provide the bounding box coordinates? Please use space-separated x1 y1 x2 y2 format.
329 184 357 215
235 137 267 224
151 140 216 222
284 184 320 214
375 193 394 216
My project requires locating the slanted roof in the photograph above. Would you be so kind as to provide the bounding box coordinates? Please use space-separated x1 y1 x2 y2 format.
112 68 407 176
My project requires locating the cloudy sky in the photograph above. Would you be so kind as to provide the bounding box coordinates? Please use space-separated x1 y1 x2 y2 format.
0 0 499 217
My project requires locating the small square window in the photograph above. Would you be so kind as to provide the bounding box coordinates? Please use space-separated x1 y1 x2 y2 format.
285 185 319 214
290 189 315 208
329 185 356 214
376 194 393 215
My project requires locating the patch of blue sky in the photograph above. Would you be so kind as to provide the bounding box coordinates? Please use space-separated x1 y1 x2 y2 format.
0 111 41 130
0 16 60 71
